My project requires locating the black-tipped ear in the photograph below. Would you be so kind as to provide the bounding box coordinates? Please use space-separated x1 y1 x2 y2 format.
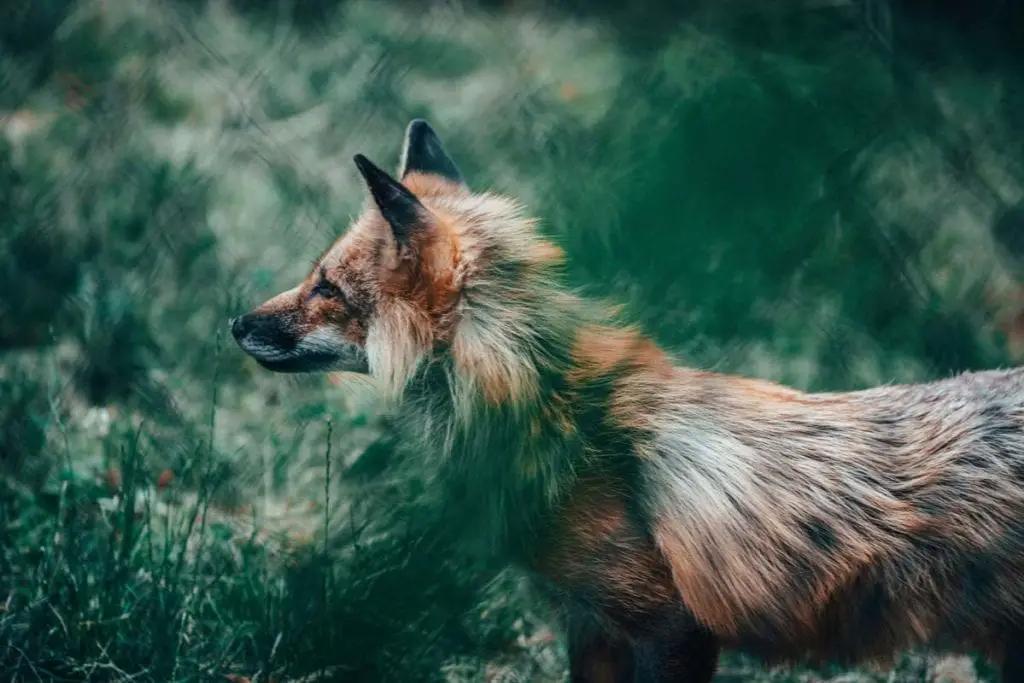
399 119 464 185
353 153 428 248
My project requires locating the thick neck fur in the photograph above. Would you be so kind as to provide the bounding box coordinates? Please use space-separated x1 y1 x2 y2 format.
366 183 611 557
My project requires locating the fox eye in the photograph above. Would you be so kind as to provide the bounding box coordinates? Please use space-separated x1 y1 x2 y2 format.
312 278 346 302
307 270 348 305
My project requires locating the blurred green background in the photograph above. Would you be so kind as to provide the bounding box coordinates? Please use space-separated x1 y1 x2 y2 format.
2 0 1023 680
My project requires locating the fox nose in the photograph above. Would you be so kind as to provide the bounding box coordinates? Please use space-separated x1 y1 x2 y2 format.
230 315 249 340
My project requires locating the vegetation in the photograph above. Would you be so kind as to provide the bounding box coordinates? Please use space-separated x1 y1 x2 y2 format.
1 0 1022 680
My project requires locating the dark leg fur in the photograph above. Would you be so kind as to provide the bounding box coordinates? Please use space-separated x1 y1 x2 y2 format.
568 615 635 683
632 618 720 683
1004 638 1024 683
567 611 720 683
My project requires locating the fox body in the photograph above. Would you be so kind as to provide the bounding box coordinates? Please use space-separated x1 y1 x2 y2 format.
231 120 1024 682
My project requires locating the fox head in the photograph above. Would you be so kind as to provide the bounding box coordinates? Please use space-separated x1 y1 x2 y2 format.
231 119 566 403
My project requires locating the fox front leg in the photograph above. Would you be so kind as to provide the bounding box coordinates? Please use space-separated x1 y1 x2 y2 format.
566 611 719 683
631 623 720 683
566 616 635 683
1003 629 1024 683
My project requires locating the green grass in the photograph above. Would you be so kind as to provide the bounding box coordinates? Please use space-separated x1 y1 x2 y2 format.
1 0 1023 680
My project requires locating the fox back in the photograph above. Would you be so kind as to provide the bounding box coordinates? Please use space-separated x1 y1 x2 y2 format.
232 120 1024 682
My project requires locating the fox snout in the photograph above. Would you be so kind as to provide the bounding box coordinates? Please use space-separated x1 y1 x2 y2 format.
230 310 368 375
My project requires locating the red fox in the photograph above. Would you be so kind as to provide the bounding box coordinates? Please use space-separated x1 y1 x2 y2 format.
231 119 1024 682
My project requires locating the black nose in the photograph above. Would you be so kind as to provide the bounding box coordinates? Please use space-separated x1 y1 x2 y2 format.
230 315 249 340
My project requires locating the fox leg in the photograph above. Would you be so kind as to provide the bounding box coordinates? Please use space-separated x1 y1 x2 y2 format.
567 612 635 683
566 616 719 683
1003 638 1024 683
631 615 720 683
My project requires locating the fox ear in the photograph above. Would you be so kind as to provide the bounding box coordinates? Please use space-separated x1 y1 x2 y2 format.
398 119 464 185
353 153 428 248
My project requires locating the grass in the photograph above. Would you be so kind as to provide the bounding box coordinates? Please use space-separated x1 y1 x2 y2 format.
1 0 1023 680
1 352 539 682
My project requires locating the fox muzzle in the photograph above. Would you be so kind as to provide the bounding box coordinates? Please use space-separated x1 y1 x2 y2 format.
230 313 369 374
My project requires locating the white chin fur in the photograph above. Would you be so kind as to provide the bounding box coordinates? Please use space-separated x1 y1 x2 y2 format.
238 337 293 363
296 327 353 355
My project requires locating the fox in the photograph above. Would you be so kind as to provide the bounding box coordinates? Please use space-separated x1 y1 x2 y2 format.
231 119 1024 682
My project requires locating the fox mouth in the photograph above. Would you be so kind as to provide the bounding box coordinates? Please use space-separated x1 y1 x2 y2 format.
230 315 369 374
238 339 370 375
